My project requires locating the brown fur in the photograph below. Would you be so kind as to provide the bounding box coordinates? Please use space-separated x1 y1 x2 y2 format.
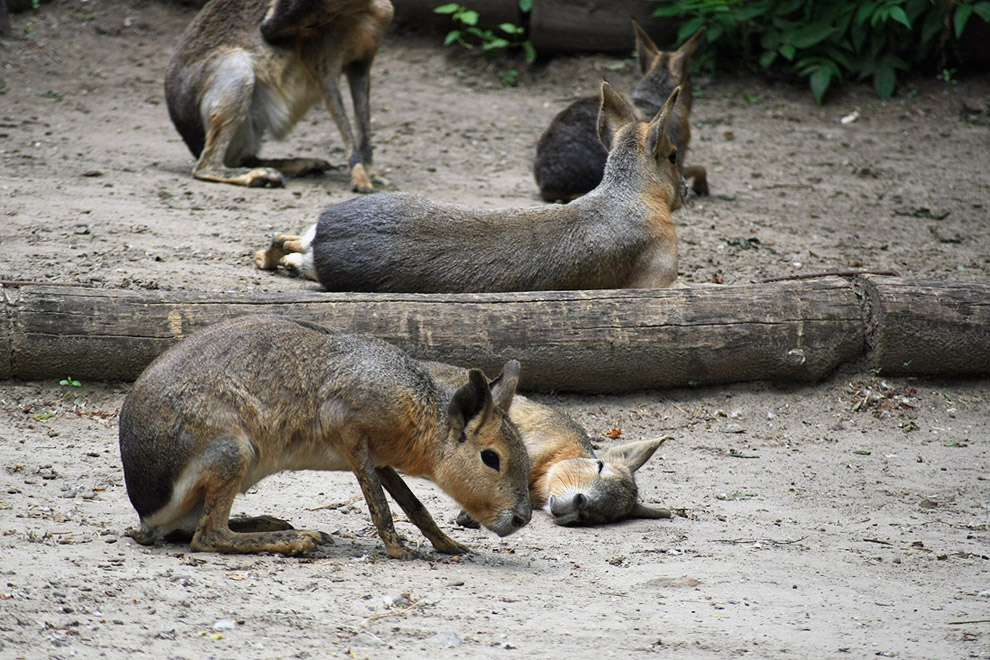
424 362 672 526
118 316 531 558
164 0 393 190
533 21 707 203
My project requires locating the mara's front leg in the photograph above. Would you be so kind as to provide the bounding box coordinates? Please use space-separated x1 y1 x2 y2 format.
377 466 470 555
344 438 413 559
320 69 375 193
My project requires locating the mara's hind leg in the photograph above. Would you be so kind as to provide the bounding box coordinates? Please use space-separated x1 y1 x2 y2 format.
254 234 305 270
189 437 331 555
254 227 317 280
194 52 284 188
228 514 296 533
242 155 330 178
376 467 469 555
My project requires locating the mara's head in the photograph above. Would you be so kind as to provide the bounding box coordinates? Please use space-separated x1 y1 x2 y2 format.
633 22 706 90
545 438 671 526
597 82 689 209
435 360 532 538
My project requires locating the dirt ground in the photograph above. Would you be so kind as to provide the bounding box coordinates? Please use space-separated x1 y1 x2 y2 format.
2 1 989 658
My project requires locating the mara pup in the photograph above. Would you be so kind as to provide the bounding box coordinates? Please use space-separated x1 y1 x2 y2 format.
255 82 688 291
118 315 531 558
533 21 707 203
165 0 393 191
424 362 672 526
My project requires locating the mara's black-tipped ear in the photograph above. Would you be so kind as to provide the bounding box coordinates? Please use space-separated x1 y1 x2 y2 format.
671 25 706 81
646 85 681 156
597 82 639 151
632 19 661 74
489 359 520 413
448 369 493 438
601 437 667 473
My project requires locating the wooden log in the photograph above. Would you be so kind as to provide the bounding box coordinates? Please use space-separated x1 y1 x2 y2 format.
0 279 864 393
529 0 678 54
860 275 990 376
0 0 9 37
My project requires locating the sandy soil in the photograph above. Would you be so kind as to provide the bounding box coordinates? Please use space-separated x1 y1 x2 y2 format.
1 1 989 658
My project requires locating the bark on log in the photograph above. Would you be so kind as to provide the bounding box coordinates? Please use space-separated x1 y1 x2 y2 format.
860 275 990 376
1 278 864 393
529 0 678 54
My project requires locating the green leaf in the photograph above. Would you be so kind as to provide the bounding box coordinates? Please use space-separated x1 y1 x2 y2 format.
679 16 707 41
955 4 973 38
809 68 832 105
443 30 461 46
737 6 767 21
780 43 796 60
522 41 537 63
434 3 460 15
518 0 533 12
974 2 990 22
651 5 686 18
483 37 510 50
760 50 778 68
855 2 876 26
789 23 835 48
888 6 911 29
874 64 896 99
459 9 479 26
921 5 946 45
499 22 524 35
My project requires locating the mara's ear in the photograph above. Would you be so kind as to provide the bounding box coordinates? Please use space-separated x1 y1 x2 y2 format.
601 437 667 472
448 369 493 439
632 20 661 74
671 26 706 81
597 82 639 151
646 85 681 156
489 359 520 413
628 503 673 520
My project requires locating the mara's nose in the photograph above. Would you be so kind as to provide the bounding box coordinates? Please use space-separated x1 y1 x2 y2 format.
514 502 532 529
549 492 588 517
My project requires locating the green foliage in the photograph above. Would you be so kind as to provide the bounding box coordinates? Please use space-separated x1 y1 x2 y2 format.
650 0 990 104
435 2 537 67
59 377 81 387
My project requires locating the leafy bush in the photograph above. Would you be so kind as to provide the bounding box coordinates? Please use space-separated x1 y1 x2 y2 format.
650 0 990 104
435 1 537 64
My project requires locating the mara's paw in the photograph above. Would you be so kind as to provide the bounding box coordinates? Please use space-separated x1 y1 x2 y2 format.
246 168 286 188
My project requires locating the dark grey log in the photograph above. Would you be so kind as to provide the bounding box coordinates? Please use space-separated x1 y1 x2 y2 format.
0 278 865 392
529 0 678 54
860 275 990 377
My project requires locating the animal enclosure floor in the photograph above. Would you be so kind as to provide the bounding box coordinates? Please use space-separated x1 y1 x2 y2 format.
1 2 989 659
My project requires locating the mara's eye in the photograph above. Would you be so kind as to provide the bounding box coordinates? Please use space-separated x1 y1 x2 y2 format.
481 449 500 472
597 460 605 474
668 150 678 164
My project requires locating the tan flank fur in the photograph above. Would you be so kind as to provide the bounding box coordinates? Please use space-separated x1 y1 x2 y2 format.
255 82 688 291
533 21 707 203
164 0 393 191
118 316 532 558
424 362 671 526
